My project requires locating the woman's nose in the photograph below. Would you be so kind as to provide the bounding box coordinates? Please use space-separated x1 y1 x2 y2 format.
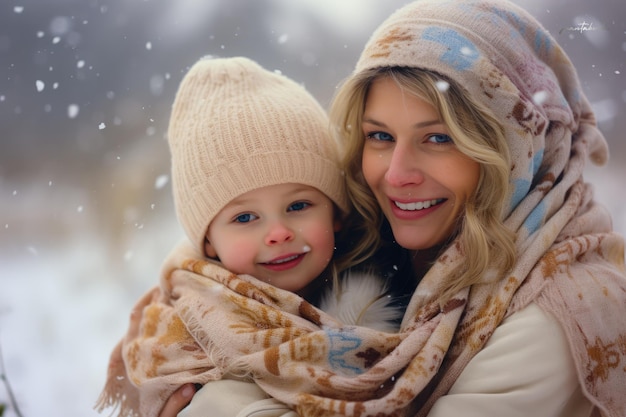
384 144 425 187
264 221 295 245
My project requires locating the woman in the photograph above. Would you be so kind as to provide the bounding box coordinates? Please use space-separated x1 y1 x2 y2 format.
160 0 626 415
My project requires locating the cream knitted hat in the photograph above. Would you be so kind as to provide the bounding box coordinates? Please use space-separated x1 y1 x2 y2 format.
168 56 348 253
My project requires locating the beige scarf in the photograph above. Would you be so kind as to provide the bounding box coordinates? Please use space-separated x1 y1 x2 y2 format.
97 1 626 416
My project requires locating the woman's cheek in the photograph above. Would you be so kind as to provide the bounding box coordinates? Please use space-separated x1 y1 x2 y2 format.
361 148 386 190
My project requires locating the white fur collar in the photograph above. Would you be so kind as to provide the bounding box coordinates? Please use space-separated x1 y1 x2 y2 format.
319 270 402 333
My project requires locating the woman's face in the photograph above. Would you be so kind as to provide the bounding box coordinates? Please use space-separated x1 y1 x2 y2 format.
361 76 480 250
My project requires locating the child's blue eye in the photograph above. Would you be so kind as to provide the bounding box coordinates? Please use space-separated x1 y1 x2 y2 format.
234 213 257 223
428 133 453 144
367 131 394 142
288 201 310 212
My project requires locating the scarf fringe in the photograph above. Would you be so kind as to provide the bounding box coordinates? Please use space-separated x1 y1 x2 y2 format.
94 385 139 417
95 339 141 417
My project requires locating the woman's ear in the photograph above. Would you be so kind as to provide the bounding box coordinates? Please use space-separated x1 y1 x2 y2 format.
204 238 218 258
333 219 342 232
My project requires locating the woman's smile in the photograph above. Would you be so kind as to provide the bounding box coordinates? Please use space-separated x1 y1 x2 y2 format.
393 198 445 211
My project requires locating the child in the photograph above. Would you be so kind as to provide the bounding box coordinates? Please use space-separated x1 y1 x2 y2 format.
168 54 347 305
96 56 403 417
166 55 402 326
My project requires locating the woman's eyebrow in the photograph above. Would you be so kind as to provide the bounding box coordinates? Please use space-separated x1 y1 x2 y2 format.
362 117 442 129
413 119 442 128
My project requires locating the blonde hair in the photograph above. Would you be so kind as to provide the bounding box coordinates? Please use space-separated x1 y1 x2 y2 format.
330 66 516 304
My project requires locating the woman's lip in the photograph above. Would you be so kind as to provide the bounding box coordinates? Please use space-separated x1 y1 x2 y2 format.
388 197 445 219
392 198 445 211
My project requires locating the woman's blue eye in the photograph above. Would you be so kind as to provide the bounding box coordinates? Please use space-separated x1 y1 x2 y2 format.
428 133 453 144
368 131 393 142
234 213 257 223
288 201 310 212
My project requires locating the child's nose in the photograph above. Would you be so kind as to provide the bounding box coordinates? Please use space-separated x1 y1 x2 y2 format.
265 221 294 245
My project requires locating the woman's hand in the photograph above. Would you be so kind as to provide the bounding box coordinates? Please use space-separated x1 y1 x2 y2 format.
158 383 198 417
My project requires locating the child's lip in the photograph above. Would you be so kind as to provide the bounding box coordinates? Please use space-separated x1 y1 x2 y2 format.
260 253 305 271
264 253 302 265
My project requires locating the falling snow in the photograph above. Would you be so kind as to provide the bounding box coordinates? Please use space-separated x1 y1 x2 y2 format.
532 90 549 105
435 80 450 92
460 46 475 56
1 2 624 417
67 104 79 118
154 175 169 189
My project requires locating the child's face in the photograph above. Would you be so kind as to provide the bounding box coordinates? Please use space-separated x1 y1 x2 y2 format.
205 183 340 294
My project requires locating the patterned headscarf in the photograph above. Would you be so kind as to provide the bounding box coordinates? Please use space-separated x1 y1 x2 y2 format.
97 1 626 417
354 0 626 415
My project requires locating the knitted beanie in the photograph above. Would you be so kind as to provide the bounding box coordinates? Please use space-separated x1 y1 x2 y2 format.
168 56 348 253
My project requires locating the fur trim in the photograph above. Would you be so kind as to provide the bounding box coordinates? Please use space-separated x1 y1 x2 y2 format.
319 271 402 333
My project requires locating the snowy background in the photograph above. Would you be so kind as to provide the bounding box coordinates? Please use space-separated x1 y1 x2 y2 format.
0 0 624 416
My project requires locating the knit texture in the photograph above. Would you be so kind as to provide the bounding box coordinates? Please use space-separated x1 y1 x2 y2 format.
168 57 348 253
96 2 626 417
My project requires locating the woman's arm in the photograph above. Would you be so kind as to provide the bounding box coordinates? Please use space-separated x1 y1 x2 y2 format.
177 379 269 417
159 380 298 417
161 304 585 417
427 303 593 417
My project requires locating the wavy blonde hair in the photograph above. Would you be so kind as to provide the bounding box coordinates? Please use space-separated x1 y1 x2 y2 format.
329 66 516 304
